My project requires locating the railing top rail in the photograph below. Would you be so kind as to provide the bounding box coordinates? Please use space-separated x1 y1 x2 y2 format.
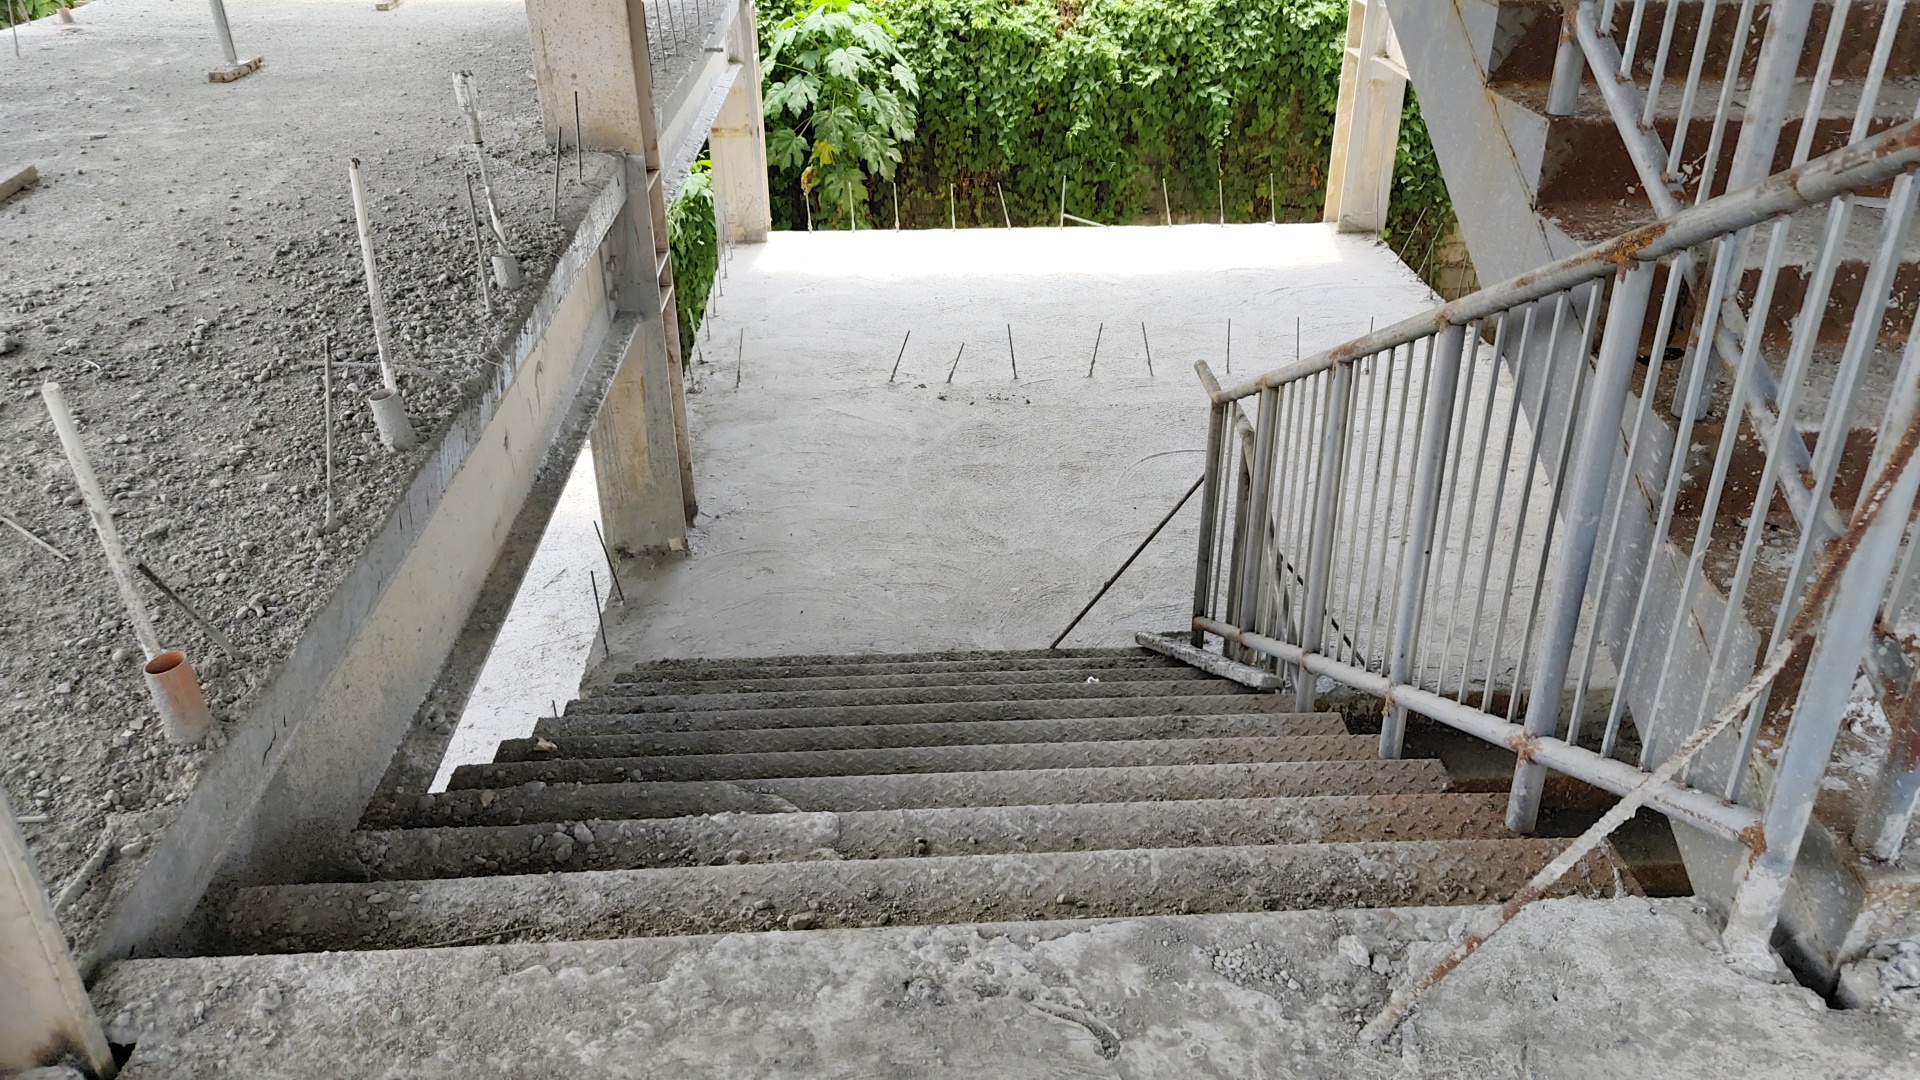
1207 117 1920 403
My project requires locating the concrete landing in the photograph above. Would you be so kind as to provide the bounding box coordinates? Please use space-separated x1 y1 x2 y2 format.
609 224 1434 662
94 899 1918 1077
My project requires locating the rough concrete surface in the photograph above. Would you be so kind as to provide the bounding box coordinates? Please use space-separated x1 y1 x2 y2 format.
92 898 1920 1077
0 0 578 943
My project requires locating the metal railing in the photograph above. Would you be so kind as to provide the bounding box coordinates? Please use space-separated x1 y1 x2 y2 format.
1186 118 1920 959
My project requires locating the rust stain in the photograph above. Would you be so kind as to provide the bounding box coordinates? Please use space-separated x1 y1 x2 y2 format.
1739 820 1768 855
1508 732 1542 763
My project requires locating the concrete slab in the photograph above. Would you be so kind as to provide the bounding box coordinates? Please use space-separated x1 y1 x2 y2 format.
609 224 1435 662
92 899 1920 1077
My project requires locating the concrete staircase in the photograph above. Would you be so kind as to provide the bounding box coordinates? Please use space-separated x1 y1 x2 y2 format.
88 648 1644 1073
185 647 1628 955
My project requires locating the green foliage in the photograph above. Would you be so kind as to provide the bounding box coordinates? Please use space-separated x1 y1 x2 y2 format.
1384 91 1457 287
2 0 66 26
761 0 1351 229
756 0 1458 293
762 0 920 227
668 159 717 358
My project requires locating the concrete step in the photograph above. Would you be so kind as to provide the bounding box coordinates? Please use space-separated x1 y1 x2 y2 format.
567 679 1253 716
209 838 1631 954
101 901 1825 1080
493 712 1348 760
615 647 1157 675
346 793 1517 881
365 759 1455 828
596 665 1208 696
448 736 1380 789
606 654 1185 684
534 694 1293 738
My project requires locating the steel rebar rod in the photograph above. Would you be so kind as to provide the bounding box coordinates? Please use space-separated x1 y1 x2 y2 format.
1051 476 1205 650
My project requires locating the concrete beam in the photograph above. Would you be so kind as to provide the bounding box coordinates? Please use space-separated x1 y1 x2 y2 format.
1323 0 1406 234
709 1 771 243
1 795 113 1076
525 0 698 544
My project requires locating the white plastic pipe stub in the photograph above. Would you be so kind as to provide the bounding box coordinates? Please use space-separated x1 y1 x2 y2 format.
368 388 418 452
491 252 523 292
143 650 212 745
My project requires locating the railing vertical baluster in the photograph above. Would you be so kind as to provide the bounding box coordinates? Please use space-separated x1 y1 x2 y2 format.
1191 393 1229 647
1297 360 1357 710
1420 321 1483 690
1506 262 1656 833
1381 326 1468 759
1224 410 1254 663
1234 386 1281 653
1547 2 1587 117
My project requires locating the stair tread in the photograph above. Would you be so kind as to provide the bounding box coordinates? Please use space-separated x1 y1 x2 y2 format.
535 695 1295 737
212 838 1631 954
493 712 1348 760
367 759 1455 828
608 655 1189 683
448 735 1380 788
614 647 1157 673
344 793 1517 881
568 679 1253 715
597 666 1210 696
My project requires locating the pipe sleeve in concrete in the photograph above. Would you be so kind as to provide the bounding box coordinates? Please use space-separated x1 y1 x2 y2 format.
491 252 523 292
143 650 211 745
368 388 418 452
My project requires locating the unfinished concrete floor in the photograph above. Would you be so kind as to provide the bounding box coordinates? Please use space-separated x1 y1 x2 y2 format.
604 224 1435 661
0 0 580 939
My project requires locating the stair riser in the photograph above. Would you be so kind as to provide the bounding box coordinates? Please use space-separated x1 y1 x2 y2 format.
599 666 1206 696
348 794 1517 881
568 679 1253 715
1541 114 1904 206
364 760 1454 829
492 713 1348 760
214 840 1625 955
535 696 1295 738
448 736 1379 789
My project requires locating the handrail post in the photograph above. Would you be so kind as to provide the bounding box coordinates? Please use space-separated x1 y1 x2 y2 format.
1191 397 1229 647
1233 387 1282 650
1296 361 1357 709
1381 327 1467 758
1724 445 1920 961
1507 263 1656 832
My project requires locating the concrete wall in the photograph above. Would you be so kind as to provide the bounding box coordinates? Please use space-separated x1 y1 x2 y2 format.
85 174 635 969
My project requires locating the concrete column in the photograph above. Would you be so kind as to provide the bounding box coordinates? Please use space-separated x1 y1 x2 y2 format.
525 0 697 551
1 794 114 1076
1323 0 1407 234
710 0 771 244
